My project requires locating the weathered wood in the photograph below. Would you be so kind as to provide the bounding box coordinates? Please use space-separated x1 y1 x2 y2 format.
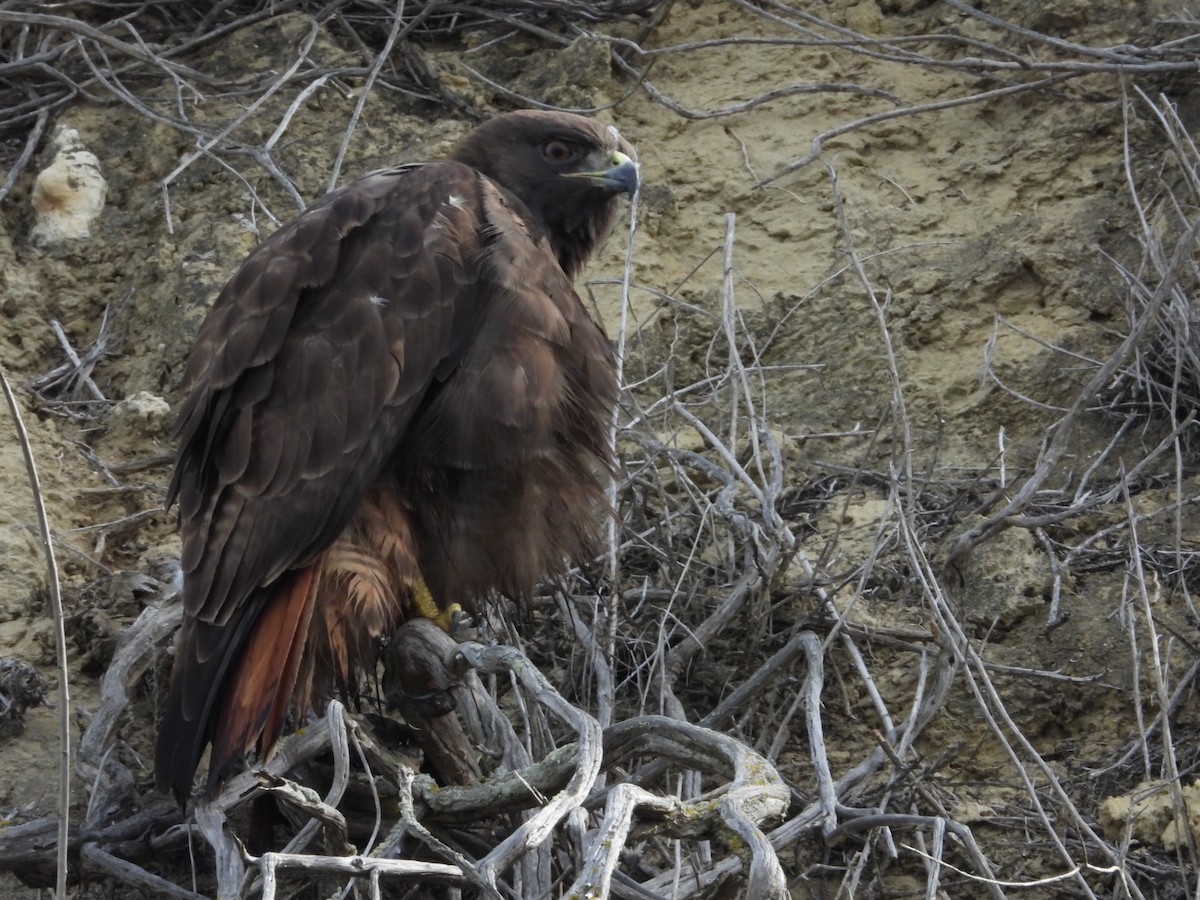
382 618 483 787
258 850 463 899
0 803 180 888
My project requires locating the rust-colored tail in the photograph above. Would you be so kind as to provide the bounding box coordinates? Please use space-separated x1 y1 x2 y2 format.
155 565 322 803
207 565 320 793
155 481 426 803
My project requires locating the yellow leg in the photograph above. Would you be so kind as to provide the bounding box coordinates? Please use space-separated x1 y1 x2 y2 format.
410 577 462 632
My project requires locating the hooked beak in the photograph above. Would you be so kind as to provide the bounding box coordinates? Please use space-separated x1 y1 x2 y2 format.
571 149 640 196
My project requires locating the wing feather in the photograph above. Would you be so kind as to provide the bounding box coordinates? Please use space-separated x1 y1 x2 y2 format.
171 163 483 622
157 161 487 799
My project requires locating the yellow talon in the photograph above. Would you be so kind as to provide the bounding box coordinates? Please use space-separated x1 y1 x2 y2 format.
410 577 462 632
434 603 463 632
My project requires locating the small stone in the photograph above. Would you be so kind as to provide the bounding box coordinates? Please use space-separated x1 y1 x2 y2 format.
107 391 173 443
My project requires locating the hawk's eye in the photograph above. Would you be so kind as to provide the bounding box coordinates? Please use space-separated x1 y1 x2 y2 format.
543 140 574 163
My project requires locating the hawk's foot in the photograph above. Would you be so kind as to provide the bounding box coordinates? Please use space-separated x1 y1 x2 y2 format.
410 578 465 633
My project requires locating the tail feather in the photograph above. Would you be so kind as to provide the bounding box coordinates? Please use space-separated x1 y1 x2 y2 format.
207 565 320 793
155 479 425 803
155 595 266 804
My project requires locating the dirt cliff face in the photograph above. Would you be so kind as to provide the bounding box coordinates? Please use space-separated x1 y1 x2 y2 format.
1 1 1198 896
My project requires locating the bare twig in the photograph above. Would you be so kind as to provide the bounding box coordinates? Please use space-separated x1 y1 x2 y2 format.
0 368 70 898
945 215 1200 574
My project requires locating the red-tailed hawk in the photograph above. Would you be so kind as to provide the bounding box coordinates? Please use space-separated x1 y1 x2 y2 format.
155 111 637 802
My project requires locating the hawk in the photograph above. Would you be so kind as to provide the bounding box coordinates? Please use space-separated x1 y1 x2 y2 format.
155 110 638 802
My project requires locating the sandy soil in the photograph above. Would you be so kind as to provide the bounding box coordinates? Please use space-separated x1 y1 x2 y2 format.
1 1 1198 896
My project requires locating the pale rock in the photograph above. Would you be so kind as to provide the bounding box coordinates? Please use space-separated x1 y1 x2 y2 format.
107 391 172 444
29 127 108 248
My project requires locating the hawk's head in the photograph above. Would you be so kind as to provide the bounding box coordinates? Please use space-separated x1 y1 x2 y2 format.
450 110 639 278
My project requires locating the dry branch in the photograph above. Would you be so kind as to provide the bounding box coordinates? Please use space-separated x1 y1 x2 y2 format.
0 368 71 897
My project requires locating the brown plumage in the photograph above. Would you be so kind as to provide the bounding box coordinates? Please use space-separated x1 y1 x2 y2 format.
155 111 638 803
